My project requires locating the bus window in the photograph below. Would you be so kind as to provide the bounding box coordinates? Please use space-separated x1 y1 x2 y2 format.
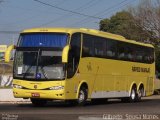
118 42 134 61
82 34 94 57
94 37 105 57
127 45 134 61
135 46 143 62
106 39 117 59
38 51 64 79
118 42 126 60
14 49 65 80
67 33 81 78
145 48 154 64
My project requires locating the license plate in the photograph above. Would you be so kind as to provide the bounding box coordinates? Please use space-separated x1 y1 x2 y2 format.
31 93 40 97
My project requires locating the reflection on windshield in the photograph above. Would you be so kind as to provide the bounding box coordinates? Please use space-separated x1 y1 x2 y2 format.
14 50 65 80
38 51 64 79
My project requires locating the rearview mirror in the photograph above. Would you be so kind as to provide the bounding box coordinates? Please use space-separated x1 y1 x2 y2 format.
5 45 15 62
62 45 70 63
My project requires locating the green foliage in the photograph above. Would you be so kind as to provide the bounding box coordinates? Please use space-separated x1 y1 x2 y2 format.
99 11 152 42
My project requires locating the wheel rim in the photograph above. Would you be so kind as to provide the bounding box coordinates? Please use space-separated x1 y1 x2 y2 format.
138 88 143 98
138 90 142 98
79 90 85 103
131 89 136 100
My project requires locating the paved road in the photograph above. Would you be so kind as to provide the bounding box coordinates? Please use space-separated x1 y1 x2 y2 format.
0 96 160 120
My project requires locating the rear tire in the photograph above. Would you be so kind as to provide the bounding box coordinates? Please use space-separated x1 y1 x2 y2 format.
31 98 47 106
77 87 88 106
136 87 144 102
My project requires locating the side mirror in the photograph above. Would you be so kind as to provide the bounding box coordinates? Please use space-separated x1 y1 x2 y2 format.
5 45 15 62
62 45 70 63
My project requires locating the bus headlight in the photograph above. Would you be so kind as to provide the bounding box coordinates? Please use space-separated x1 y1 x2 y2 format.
13 84 22 89
49 86 64 90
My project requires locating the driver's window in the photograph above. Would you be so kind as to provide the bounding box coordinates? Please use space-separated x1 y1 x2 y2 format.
67 33 81 78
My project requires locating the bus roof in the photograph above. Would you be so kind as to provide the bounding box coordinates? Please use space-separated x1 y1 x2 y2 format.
22 28 154 48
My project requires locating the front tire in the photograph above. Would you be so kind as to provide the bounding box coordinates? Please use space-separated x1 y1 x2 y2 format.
77 87 88 106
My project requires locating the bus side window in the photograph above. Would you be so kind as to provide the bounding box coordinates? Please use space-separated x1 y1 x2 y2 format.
123 44 134 61
135 46 143 62
82 34 94 57
94 37 105 57
106 40 117 59
143 48 149 63
117 42 131 61
146 48 154 64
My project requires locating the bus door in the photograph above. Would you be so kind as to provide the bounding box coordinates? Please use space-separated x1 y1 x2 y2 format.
66 33 81 98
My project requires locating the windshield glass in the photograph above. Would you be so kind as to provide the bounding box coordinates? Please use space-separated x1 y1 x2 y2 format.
38 50 64 79
14 48 65 80
19 33 68 48
14 33 68 80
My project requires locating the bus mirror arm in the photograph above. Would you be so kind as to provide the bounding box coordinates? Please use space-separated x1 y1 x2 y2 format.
5 45 16 62
62 45 70 63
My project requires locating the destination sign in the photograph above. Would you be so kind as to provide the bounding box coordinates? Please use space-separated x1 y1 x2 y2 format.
132 66 150 73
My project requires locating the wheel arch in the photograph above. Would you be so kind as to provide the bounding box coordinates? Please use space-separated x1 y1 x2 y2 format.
76 81 88 99
129 82 137 95
137 82 145 96
138 83 144 90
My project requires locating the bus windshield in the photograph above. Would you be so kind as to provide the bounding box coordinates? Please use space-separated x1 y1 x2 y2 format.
14 49 65 80
19 33 68 48
14 33 68 80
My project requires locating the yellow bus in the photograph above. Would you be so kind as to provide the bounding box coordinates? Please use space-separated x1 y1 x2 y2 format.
6 28 155 106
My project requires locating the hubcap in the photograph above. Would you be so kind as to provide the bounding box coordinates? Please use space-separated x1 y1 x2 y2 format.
79 90 85 103
138 89 143 98
138 90 142 98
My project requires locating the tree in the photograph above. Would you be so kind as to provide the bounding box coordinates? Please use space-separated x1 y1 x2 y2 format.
99 11 152 42
128 0 160 45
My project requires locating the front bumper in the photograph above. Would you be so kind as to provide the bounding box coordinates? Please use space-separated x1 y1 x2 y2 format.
13 88 65 100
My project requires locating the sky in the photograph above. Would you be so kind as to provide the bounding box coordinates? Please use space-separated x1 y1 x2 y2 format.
0 0 140 45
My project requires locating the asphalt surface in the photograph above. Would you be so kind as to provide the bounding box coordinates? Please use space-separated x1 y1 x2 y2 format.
0 96 160 120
